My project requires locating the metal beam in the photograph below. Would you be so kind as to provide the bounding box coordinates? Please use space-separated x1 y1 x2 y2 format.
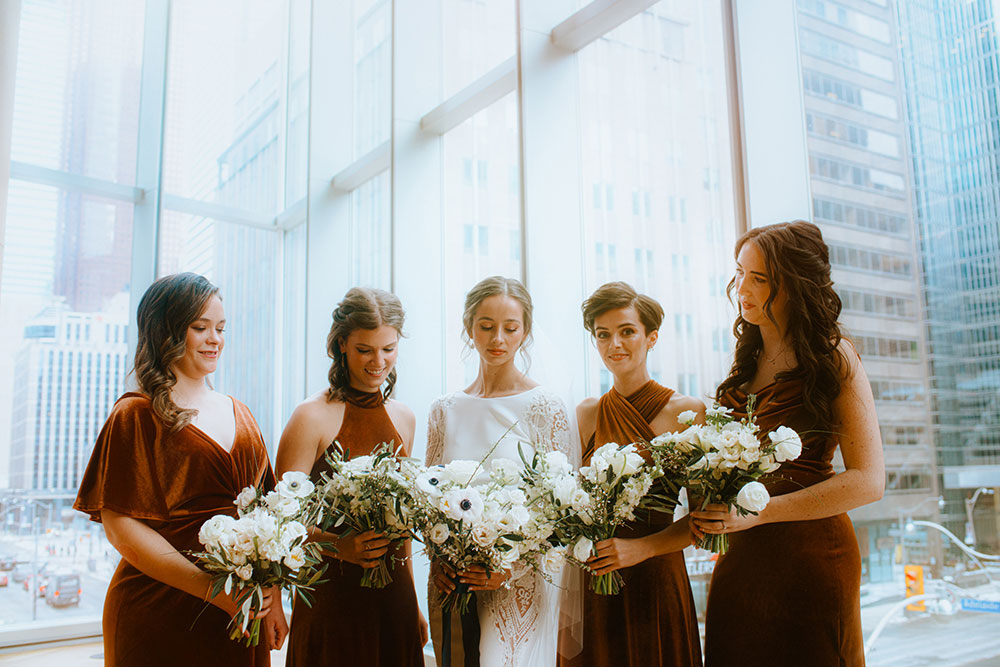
330 139 390 192
160 193 277 230
9 161 145 203
550 0 658 52
419 56 516 135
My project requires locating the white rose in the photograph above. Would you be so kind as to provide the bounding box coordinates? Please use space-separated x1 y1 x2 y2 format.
542 546 566 575
283 547 307 570
759 454 781 473
429 523 450 544
543 451 573 476
198 515 235 547
234 487 257 512
736 481 770 513
500 544 521 568
252 512 280 542
471 523 497 547
235 563 253 581
444 460 484 485
277 471 315 499
572 536 594 563
271 495 301 519
553 477 578 506
677 410 697 425
770 426 802 462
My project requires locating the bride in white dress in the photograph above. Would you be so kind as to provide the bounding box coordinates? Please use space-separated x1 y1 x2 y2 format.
426 276 574 667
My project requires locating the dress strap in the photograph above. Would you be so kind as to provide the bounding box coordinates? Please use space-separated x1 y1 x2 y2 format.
343 385 386 409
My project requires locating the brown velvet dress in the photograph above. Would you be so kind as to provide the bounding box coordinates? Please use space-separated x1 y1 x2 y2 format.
704 378 864 666
560 381 702 667
74 392 273 667
285 387 424 667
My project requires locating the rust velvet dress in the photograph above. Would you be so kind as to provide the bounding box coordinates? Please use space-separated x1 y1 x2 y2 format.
704 378 864 666
285 387 424 667
560 380 702 667
74 392 274 667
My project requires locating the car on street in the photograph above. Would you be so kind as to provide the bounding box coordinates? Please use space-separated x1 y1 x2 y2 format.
0 573 7 587
0 554 16 571
11 563 30 583
46 574 81 607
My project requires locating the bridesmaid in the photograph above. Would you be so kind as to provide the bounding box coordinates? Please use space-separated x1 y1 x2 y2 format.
558 281 702 667
277 287 427 666
691 220 884 666
74 272 284 667
427 276 573 667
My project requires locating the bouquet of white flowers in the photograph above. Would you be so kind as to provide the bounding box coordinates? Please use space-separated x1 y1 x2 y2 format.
554 442 666 595
194 471 327 645
310 441 420 588
410 456 549 614
647 397 802 554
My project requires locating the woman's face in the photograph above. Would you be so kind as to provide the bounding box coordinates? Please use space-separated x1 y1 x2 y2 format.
734 240 787 328
340 325 399 393
469 295 527 367
173 295 225 380
593 306 656 376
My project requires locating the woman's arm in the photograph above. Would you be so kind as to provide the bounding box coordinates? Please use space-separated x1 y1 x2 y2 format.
692 341 885 534
101 509 271 619
275 401 390 567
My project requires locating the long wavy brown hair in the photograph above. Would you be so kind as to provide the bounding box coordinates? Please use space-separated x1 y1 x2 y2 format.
133 273 220 432
326 287 405 402
716 220 845 432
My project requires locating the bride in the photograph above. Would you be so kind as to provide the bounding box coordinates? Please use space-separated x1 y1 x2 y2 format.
426 276 574 667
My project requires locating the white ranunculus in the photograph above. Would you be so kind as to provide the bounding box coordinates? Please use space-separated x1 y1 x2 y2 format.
740 447 760 465
252 512 280 542
553 476 578 506
542 546 567 575
199 515 235 547
502 486 528 506
770 426 802 462
543 451 573 476
429 523 450 544
283 547 307 570
234 487 257 511
235 563 253 581
572 536 594 562
271 494 301 519
507 504 531 527
491 458 521 485
736 481 770 513
280 522 308 550
277 471 315 499
444 459 484 486
677 410 698 425
500 544 521 568
471 523 498 548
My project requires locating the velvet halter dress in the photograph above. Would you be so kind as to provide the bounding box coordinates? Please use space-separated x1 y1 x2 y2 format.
74 392 274 667
703 377 864 666
284 387 424 667
559 380 701 667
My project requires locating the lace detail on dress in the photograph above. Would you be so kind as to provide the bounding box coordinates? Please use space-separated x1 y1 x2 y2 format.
425 394 456 467
524 388 573 457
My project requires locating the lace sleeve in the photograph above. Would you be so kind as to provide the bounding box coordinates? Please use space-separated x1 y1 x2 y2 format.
425 396 448 467
524 389 573 457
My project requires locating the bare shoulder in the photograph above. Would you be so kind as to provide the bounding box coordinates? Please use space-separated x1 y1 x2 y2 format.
385 398 416 428
835 337 866 383
290 391 345 425
576 397 599 422
652 392 707 433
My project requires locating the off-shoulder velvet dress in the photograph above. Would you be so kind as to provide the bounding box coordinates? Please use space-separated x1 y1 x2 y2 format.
704 377 864 666
74 392 273 667
284 387 424 667
559 380 701 667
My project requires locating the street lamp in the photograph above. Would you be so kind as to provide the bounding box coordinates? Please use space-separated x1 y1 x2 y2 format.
897 495 945 567
964 487 995 546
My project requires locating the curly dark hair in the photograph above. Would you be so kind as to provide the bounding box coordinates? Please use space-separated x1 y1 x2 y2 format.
326 287 405 402
716 220 846 432
133 273 220 432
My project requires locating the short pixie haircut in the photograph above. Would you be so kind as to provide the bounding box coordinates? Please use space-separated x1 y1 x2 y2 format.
581 281 664 336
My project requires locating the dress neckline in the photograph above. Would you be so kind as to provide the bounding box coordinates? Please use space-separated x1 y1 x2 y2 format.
459 386 541 400
344 386 386 409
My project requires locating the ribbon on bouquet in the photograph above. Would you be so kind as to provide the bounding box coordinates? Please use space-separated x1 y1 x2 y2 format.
440 583 480 667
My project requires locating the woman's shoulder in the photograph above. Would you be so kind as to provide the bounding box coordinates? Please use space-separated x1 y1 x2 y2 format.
289 391 346 423
105 392 155 424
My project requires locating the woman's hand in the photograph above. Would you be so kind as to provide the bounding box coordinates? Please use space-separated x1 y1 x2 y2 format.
586 537 653 576
431 559 457 594
334 530 391 568
417 609 429 647
210 585 273 621
459 564 511 592
262 587 288 650
689 502 762 540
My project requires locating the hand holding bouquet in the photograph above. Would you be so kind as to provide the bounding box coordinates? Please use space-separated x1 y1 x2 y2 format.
553 442 664 595
194 471 327 645
310 441 419 588
648 398 802 554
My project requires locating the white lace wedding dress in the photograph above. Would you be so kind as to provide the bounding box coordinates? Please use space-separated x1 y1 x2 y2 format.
426 386 573 667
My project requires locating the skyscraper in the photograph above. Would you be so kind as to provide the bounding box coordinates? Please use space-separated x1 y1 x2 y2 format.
794 0 939 581
896 0 1000 550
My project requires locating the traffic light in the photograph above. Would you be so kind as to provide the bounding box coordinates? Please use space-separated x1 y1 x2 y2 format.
904 564 925 612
